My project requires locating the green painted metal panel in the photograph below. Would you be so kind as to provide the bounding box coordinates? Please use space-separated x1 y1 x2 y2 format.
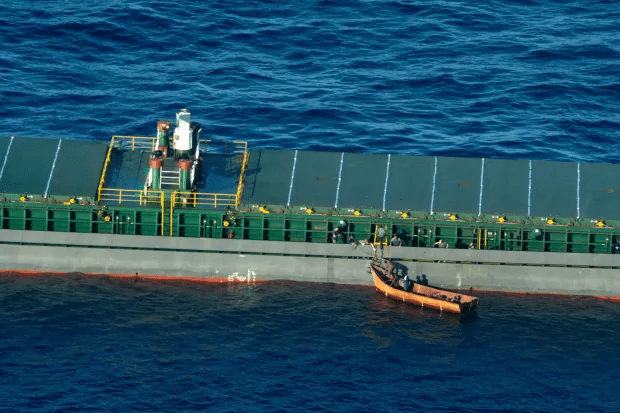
49 210 70 232
135 211 160 236
482 159 529 216
178 213 201 237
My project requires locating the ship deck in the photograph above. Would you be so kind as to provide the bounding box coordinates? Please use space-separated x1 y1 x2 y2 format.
242 149 620 220
0 136 108 203
1 135 620 221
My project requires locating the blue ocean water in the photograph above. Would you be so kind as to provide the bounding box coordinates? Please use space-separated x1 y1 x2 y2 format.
1 275 620 412
1 0 620 411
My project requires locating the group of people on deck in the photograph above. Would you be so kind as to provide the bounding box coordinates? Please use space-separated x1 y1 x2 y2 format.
332 227 404 248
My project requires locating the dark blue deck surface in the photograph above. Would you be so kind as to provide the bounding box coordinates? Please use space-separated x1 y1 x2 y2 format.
241 149 620 220
0 137 108 198
580 162 620 220
530 160 577 218
433 157 481 215
290 151 341 207
243 150 295 205
385 155 435 212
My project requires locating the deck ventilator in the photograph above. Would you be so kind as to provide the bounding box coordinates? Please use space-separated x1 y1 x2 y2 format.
576 162 581 218
430 156 438 214
478 158 485 216
528 160 532 216
287 150 298 207
382 154 391 211
0 136 14 181
334 152 344 208
44 139 62 198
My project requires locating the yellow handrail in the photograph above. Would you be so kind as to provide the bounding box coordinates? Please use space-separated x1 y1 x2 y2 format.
236 151 249 208
98 188 165 235
111 135 157 151
98 188 163 205
169 191 237 236
98 136 158 201
233 140 248 153
97 137 116 201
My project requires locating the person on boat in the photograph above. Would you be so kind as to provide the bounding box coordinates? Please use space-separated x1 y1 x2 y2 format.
384 260 395 278
403 275 409 291
421 274 429 285
434 239 447 248
390 235 402 247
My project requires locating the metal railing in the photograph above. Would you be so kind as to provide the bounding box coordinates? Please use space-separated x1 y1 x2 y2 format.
112 135 157 152
97 136 158 201
236 151 249 208
169 191 237 236
98 188 165 235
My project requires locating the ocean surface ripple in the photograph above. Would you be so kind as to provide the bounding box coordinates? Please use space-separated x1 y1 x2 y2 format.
1 275 620 412
1 0 620 411
1 0 619 162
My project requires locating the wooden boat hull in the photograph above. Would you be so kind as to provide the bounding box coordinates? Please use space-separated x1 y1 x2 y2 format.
371 264 479 314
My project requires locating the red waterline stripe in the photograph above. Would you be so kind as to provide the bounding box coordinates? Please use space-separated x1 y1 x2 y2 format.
2 270 620 300
429 287 620 302
0 269 268 284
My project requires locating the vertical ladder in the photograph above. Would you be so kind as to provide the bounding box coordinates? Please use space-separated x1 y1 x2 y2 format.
160 164 179 190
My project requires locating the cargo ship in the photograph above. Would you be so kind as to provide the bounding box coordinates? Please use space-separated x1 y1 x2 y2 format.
2 109 620 298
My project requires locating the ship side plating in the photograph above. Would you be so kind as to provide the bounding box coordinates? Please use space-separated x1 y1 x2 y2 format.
1 110 620 297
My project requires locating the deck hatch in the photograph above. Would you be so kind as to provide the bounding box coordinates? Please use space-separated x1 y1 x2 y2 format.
482 159 529 216
579 162 620 220
338 152 388 209
0 137 61 196
384 155 435 212
289 150 341 207
433 157 481 214
530 160 577 218
243 149 295 206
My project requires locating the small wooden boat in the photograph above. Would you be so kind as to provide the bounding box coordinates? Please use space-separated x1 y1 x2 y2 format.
371 260 479 314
